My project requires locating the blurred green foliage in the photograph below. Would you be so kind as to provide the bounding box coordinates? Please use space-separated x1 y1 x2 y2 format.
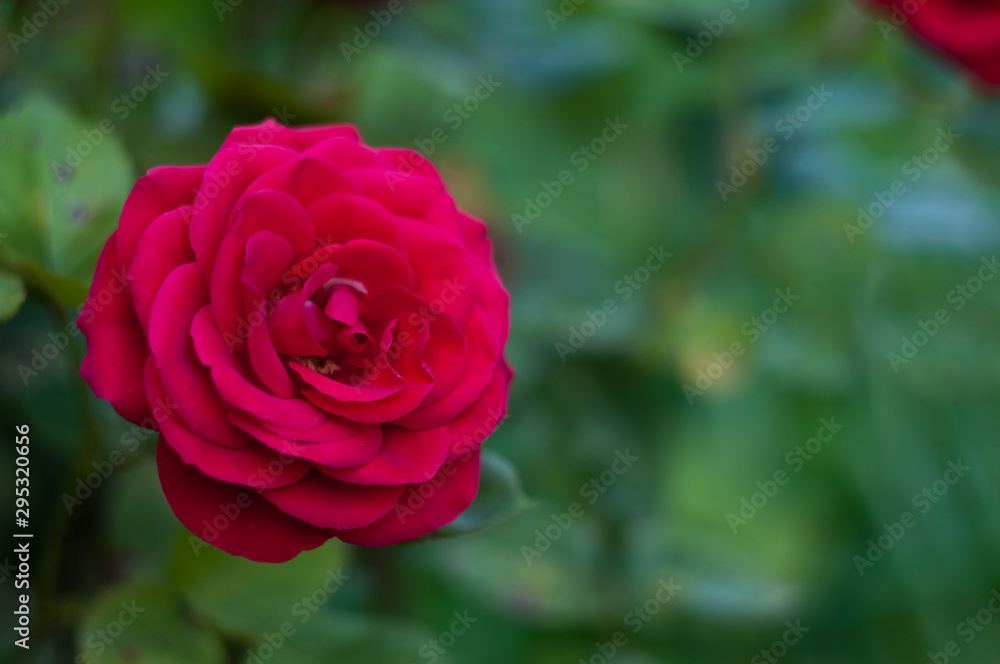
3 0 1000 663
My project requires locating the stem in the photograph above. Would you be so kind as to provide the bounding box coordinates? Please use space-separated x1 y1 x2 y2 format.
37 294 102 628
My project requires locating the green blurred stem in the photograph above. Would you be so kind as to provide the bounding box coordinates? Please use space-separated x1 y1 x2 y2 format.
37 293 101 627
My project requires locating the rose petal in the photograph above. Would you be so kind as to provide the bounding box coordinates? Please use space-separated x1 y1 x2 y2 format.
376 148 444 183
148 264 252 448
319 425 450 486
78 234 152 426
307 194 407 252
395 307 497 429
396 217 475 329
221 120 360 152
445 361 511 460
128 206 197 332
190 144 298 276
302 136 389 171
146 359 309 488
229 411 383 468
335 448 481 546
117 165 204 273
289 361 403 402
261 471 405 529
190 306 328 429
238 190 318 260
267 264 338 357
157 443 332 563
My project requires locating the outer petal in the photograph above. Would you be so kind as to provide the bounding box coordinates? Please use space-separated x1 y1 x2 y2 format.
128 206 197 331
146 359 310 489
190 144 298 276
148 265 251 448
117 165 205 273
220 120 360 152
445 362 511 460
157 443 332 563
78 234 152 426
335 449 481 547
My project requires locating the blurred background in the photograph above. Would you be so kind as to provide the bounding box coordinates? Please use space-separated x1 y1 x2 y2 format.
3 0 1000 662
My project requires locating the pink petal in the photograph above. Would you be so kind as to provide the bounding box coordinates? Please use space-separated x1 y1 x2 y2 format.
128 206 196 331
261 471 405 529
78 234 152 426
238 190 318 260
445 361 511 460
157 442 332 563
301 136 389 171
147 264 252 448
190 307 328 430
117 165 205 273
307 194 407 252
395 307 498 430
319 425 450 486
335 448 481 546
146 359 309 488
397 217 475 330
190 144 298 276
229 411 382 468
220 120 360 152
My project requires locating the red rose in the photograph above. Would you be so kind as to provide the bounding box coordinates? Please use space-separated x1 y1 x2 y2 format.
78 120 512 562
869 0 1000 85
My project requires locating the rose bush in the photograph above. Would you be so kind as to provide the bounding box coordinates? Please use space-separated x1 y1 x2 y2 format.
77 120 512 562
870 0 1000 85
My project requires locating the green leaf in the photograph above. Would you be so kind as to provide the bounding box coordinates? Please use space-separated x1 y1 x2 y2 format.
0 96 132 306
0 269 26 321
243 612 444 664
76 584 225 664
169 537 349 636
431 450 533 540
